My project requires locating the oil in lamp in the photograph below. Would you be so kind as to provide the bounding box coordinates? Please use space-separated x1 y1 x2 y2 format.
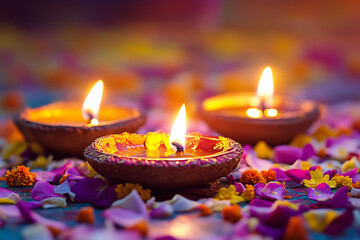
84 104 243 188
199 67 320 145
14 80 146 158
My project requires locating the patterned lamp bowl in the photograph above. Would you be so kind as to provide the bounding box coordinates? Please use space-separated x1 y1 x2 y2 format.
13 102 146 158
199 93 320 146
84 133 243 189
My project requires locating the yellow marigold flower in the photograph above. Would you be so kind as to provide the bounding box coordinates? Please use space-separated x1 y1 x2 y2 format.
254 141 273 159
239 170 266 185
215 185 242 204
332 175 353 190
145 132 162 150
290 133 312 148
5 165 36 187
260 169 277 182
312 125 337 142
115 183 151 201
303 169 336 188
238 185 255 202
353 181 360 189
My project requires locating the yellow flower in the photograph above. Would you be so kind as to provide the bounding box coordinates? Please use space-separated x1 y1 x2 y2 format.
253 141 273 159
1 141 27 161
215 185 242 204
215 184 254 204
238 185 255 202
303 169 336 188
304 210 339 232
312 125 337 142
332 175 353 190
290 134 312 148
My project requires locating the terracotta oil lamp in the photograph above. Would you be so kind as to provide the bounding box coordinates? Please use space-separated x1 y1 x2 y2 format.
199 67 320 146
84 105 243 188
14 81 146 158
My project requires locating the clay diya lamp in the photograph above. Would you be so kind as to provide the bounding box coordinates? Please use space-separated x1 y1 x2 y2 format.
14 81 146 158
84 105 243 188
199 67 320 146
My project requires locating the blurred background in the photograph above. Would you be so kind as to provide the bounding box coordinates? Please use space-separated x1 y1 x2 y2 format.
0 0 360 121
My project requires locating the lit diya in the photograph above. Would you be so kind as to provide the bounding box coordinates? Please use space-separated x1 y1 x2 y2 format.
84 105 243 188
14 80 146 158
199 67 320 146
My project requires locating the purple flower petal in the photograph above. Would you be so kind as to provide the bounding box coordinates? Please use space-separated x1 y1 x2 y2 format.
308 183 334 201
285 169 311 184
93 184 117 208
72 178 108 203
171 195 201 212
329 186 348 208
250 198 274 208
35 161 73 183
274 145 302 164
234 182 245 194
226 175 236 185
255 183 286 201
31 181 60 201
323 170 337 179
255 223 284 240
301 144 316 160
353 174 360 183
340 168 358 178
324 208 354 235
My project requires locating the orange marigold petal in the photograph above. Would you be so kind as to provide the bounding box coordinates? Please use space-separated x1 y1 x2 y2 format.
198 204 212 216
76 206 95 224
239 170 265 185
222 205 242 223
283 216 308 240
5 165 36 187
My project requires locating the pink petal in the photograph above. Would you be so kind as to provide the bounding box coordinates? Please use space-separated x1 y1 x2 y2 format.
271 168 292 182
35 161 73 183
340 168 358 178
274 145 302 164
31 181 60 201
308 183 334 201
111 190 148 216
245 154 273 170
301 144 316 160
285 169 311 184
329 186 348 208
104 208 146 228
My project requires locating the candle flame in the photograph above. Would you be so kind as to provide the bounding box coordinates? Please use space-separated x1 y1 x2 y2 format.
246 108 263 118
82 80 104 125
169 104 186 151
256 67 273 107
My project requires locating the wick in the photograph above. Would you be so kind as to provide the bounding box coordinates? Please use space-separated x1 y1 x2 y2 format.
86 112 94 124
171 142 184 154
259 98 266 117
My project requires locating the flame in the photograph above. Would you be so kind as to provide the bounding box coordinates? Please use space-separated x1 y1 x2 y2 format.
169 104 186 151
246 108 263 118
82 80 104 125
256 67 273 107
